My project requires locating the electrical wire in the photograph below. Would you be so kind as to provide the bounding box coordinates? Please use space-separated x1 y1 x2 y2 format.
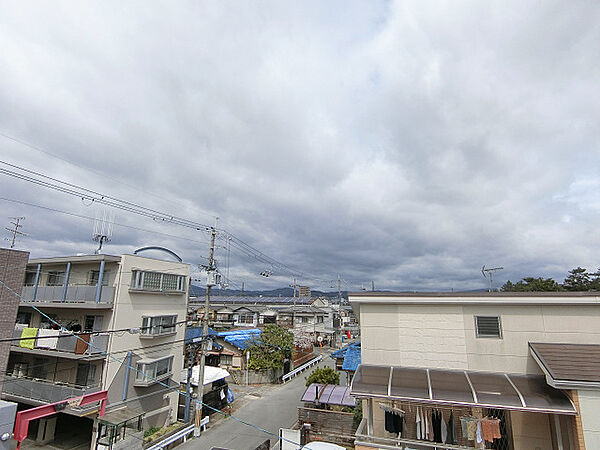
0 278 317 449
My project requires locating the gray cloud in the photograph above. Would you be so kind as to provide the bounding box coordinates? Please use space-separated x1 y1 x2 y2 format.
1 0 599 291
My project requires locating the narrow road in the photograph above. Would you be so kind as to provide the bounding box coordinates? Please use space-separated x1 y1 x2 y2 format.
181 356 335 450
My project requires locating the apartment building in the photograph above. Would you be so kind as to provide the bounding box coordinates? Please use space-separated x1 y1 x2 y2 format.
3 252 190 448
349 292 600 450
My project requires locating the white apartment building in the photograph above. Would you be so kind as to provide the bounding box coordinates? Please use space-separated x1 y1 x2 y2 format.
3 252 190 449
349 292 600 450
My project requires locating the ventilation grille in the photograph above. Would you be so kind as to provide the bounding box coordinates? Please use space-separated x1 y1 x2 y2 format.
475 316 502 338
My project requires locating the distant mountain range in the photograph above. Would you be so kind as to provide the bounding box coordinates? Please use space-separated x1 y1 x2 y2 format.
189 285 489 298
189 284 348 298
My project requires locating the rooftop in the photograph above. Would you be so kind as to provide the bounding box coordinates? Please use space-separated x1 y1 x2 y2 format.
530 342 600 388
349 291 600 305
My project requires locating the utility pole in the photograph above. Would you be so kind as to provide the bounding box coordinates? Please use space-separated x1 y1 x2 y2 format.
5 217 26 248
194 226 217 433
371 280 375 292
290 278 297 328
337 274 342 347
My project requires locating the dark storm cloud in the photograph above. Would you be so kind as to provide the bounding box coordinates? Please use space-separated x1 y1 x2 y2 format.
1 0 599 291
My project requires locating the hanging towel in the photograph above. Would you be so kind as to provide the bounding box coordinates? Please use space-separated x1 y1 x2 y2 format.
416 407 422 439
466 419 477 441
74 334 90 354
20 327 38 349
427 410 433 441
476 420 483 444
481 418 502 441
36 329 60 349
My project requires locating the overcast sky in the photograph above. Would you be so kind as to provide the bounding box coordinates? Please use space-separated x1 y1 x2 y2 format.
1 1 599 292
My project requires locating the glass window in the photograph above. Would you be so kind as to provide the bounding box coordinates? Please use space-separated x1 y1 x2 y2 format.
47 271 65 286
131 271 185 292
24 271 37 286
141 315 177 335
135 356 173 384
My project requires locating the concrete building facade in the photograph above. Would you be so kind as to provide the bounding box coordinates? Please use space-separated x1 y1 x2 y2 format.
3 252 190 448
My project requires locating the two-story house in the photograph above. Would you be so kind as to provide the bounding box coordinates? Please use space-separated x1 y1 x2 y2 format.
349 291 600 450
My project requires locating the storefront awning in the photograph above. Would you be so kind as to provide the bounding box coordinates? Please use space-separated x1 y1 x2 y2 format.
350 364 576 415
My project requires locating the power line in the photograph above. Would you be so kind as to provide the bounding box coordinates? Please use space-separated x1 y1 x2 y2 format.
0 278 312 449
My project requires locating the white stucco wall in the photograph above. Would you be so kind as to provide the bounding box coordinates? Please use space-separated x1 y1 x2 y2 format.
578 390 600 448
357 300 600 374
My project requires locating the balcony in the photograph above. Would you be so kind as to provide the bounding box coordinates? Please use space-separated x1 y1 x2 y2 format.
2 377 101 411
21 285 114 307
11 328 109 360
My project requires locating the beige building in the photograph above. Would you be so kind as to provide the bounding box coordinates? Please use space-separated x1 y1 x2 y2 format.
3 252 190 448
349 292 600 450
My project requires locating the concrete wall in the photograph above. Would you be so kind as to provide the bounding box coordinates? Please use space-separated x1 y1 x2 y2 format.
228 367 283 384
578 390 600 449
103 254 189 427
0 248 29 394
359 302 600 374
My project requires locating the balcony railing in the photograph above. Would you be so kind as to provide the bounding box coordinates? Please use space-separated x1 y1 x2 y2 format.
2 376 101 406
21 285 114 304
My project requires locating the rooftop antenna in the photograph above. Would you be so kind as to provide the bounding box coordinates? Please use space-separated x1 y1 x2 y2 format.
93 210 114 254
5 217 27 248
481 265 504 292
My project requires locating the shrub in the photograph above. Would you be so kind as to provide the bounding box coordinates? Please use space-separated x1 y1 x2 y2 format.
305 366 340 386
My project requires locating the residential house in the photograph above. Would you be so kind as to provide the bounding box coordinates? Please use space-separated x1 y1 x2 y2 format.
349 291 600 450
330 342 361 385
3 252 190 448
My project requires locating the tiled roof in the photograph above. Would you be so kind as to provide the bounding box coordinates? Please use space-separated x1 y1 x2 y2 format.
530 342 600 383
194 296 313 305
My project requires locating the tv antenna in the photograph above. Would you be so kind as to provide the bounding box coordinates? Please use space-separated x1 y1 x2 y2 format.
5 217 27 248
93 210 114 254
481 265 504 292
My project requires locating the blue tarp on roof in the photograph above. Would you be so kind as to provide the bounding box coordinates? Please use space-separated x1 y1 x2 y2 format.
185 326 218 343
330 343 353 359
342 344 361 371
217 328 261 350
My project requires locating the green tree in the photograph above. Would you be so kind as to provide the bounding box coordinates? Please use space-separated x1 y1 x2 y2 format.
590 268 600 291
305 367 340 386
501 277 562 292
563 267 591 291
247 324 293 370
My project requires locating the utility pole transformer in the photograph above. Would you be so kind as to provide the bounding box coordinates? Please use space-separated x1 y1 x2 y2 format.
195 226 217 432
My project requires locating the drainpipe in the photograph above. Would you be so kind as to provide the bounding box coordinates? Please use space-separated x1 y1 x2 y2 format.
95 260 105 303
122 352 132 401
32 264 41 301
61 262 71 302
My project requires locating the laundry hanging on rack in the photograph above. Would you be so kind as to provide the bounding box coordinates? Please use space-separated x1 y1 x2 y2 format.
481 417 502 442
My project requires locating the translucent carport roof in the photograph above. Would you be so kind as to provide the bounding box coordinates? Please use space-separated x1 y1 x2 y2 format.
350 364 576 415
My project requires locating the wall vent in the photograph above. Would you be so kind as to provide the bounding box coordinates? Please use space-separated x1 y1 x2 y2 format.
475 316 502 338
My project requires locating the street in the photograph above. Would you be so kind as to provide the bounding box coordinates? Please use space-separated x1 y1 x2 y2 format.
180 355 335 450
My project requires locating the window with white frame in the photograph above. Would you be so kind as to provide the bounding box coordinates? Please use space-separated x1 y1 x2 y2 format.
88 270 110 286
47 271 65 286
238 313 254 325
131 270 186 292
141 315 177 336
135 356 173 385
316 316 324 324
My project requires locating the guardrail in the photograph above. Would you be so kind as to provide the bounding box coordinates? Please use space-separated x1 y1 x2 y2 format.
282 355 322 383
146 424 195 450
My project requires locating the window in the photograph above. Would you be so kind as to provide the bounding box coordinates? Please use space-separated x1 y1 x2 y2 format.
299 316 309 324
47 271 65 286
220 355 233 366
135 356 173 385
88 270 110 286
475 316 502 338
84 315 104 333
24 271 37 286
131 271 186 292
16 311 32 325
316 316 324 324
141 315 177 336
76 363 97 386
238 313 254 325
